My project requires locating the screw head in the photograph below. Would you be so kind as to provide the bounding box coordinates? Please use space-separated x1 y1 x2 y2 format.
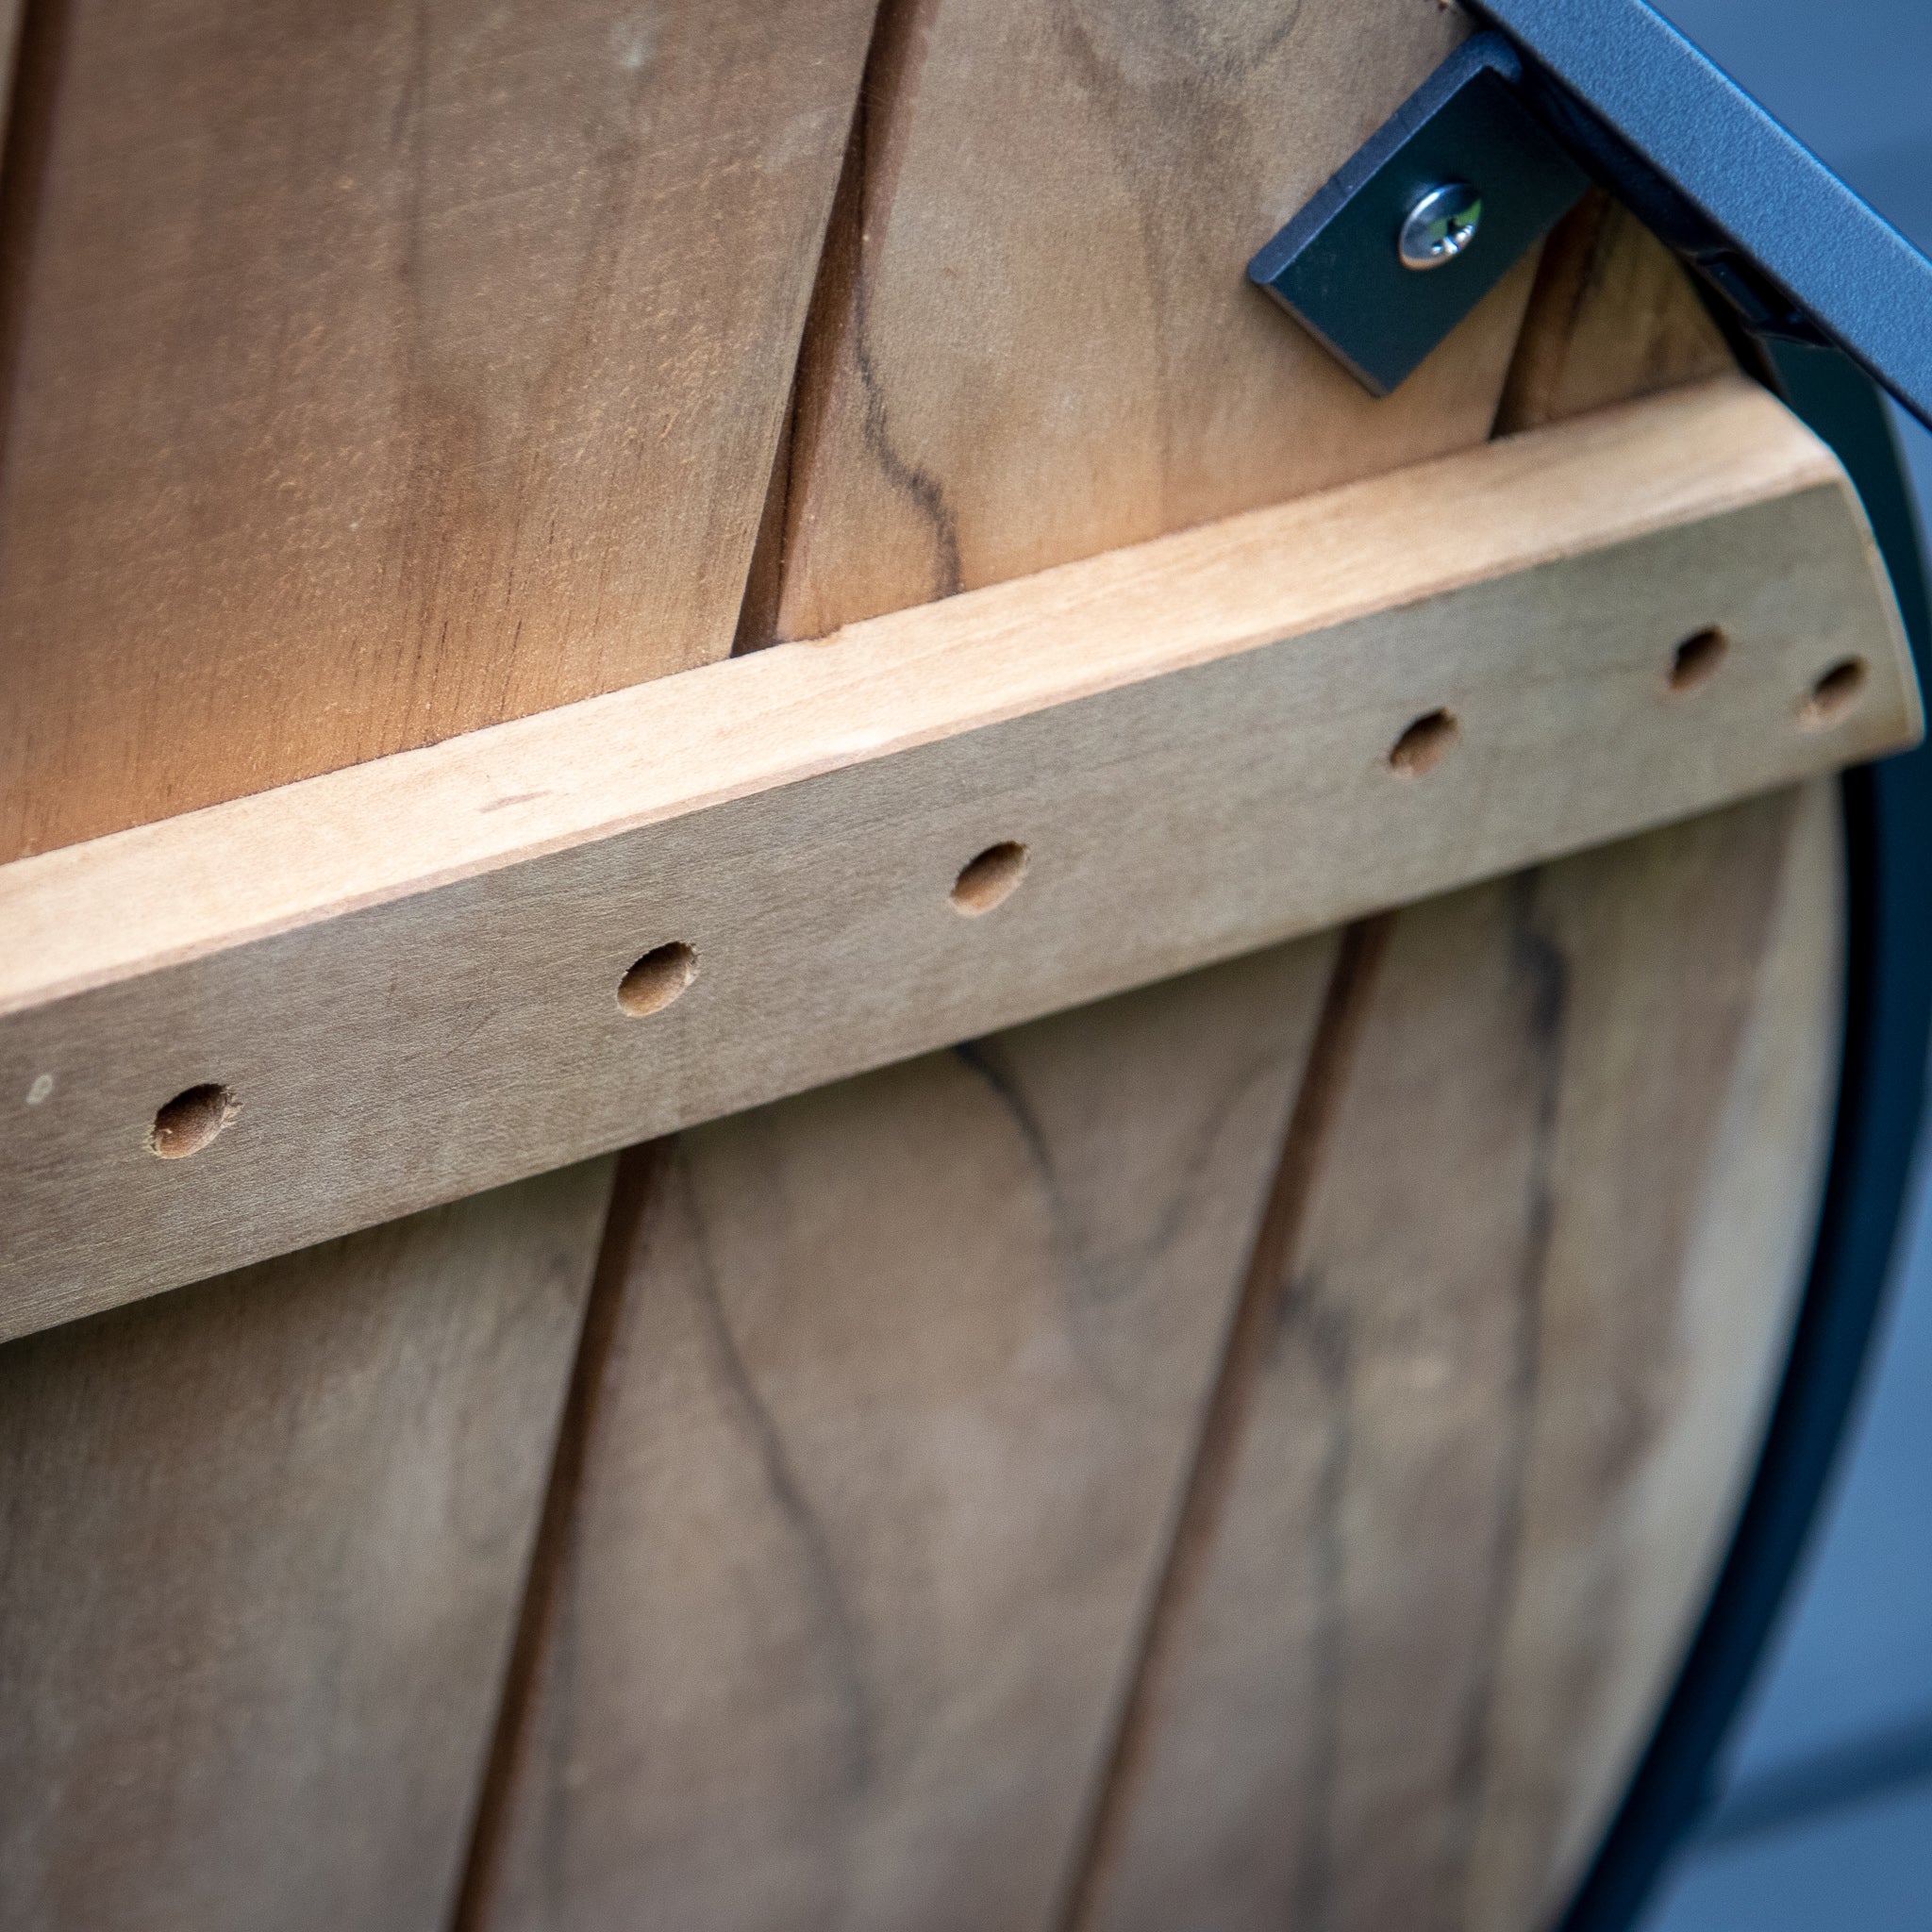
1398 183 1484 272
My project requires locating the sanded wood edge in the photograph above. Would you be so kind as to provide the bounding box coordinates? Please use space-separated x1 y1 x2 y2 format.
0 378 1916 1341
0 375 1882 1011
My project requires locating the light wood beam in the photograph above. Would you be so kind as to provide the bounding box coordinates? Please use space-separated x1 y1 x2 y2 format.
0 377 1913 1341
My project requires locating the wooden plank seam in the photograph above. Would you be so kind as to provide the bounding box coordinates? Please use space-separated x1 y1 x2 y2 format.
448 1143 668 1932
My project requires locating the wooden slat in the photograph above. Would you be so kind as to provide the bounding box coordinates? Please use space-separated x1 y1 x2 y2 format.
467 942 1337 1931
0 0 880 861
0 0 25 155
0 1160 615 1932
0 10 884 1930
1466 779 1844 1924
0 378 1909 1341
1058 222 1838 1929
456 21 1559 1915
773 0 1538 640
1494 190 1738 436
1066 782 1840 1931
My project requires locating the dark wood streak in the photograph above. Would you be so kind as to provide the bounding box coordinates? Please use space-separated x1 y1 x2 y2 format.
1440 876 1570 1906
0 0 72 525
956 1028 1298 1330
1285 1259 1354 1932
448 1146 664 1932
845 0 963 603
678 1147 882 1801
1461 796 1808 1928
805 0 963 621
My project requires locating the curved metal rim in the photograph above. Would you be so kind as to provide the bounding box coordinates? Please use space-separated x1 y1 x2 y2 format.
1560 347 1932 1931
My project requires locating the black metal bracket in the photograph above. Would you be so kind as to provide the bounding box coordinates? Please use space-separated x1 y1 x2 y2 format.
1249 0 1932 431
1246 36 1585 395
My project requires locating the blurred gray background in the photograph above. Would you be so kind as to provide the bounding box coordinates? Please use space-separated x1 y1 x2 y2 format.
1632 8 1932 1923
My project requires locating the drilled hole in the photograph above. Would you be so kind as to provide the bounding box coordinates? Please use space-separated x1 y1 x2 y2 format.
617 941 697 1017
1389 708 1460 778
149 1083 236 1159
952 841 1029 916
1669 625 1729 693
1800 657 1869 729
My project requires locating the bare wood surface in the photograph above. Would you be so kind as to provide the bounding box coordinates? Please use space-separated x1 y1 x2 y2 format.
0 8 1871 1924
1495 192 1737 438
0 0 879 861
3 377 1872 1017
0 0 25 157
0 382 1906 1340
448 19 1734 1927
0 13 886 1931
470 942 1337 1932
774 0 1539 639
1057 172 1832 1932
1466 778 1843 1927
1058 914 1394 1931
1067 783 1840 1932
0 1159 614 1932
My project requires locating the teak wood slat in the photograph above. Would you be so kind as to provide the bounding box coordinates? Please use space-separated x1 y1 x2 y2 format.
0 4 880 1925
0 0 880 860
0 377 1915 1341
0 1159 616 1930
1067 782 1841 1931
1494 190 1737 435
0 4 1907 1926
772 0 1534 641
468 943 1339 1930
1051 192 1832 1932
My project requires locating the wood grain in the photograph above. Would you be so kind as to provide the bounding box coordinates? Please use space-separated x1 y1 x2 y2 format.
4 375 1871 1016
0 12 886 1927
774 0 1541 641
0 9 1866 1924
0 382 1906 1340
0 1159 615 1932
0 0 880 861
1058 175 1823 1930
1066 783 1840 1932
471 941 1338 1932
1495 191 1737 438
1465 778 1843 1930
0 0 25 158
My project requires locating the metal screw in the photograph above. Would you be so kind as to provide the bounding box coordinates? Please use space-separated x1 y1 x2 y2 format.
1398 183 1484 271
